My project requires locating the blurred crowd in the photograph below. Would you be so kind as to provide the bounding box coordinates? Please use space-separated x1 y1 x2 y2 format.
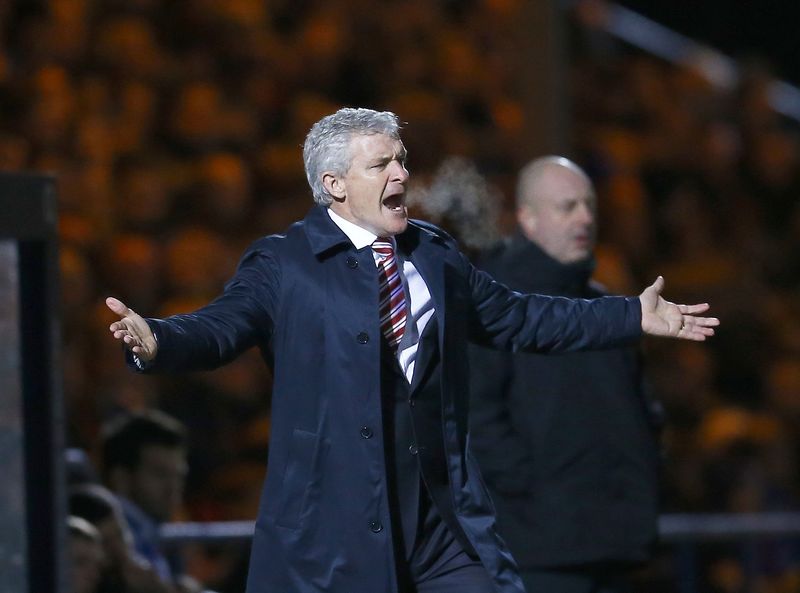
2 0 800 591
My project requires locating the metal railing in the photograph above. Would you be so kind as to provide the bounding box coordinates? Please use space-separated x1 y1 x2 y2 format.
159 512 800 546
160 513 800 593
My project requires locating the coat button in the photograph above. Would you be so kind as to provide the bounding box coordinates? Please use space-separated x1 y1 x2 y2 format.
409 445 419 455
346 256 359 269
357 332 369 344
369 520 383 533
408 398 415 407
360 426 373 439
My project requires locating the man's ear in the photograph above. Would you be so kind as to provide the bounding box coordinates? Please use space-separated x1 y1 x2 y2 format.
322 172 346 201
517 206 537 240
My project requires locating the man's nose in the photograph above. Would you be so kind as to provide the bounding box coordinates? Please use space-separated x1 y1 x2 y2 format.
576 202 595 225
390 160 409 184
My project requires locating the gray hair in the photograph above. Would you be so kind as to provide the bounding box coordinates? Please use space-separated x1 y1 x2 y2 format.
303 108 402 205
516 155 591 210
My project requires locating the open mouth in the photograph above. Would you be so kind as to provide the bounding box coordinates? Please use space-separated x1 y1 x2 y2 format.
382 193 406 212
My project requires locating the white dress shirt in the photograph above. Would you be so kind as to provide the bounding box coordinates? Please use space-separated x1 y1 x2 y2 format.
328 208 435 383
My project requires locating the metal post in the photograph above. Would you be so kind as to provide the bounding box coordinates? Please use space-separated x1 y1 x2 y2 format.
0 173 65 593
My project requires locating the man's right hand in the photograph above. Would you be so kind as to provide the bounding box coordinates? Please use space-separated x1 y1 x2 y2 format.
106 297 158 362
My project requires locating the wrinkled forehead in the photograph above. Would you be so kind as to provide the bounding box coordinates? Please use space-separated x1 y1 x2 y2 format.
346 132 406 161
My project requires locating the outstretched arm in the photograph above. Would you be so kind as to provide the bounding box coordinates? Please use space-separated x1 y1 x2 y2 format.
639 276 720 341
106 297 158 362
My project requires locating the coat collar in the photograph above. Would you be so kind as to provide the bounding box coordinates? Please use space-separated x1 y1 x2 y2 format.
498 231 595 296
304 205 352 256
303 204 445 257
397 219 447 258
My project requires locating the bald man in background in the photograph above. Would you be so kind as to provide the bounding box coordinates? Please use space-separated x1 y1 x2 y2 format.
469 157 662 593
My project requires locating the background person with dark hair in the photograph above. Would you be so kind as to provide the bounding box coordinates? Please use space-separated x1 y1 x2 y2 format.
68 483 176 593
68 516 105 593
469 156 661 593
101 410 196 591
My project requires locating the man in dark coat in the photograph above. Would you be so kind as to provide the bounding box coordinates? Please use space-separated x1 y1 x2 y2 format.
470 156 661 593
106 109 717 593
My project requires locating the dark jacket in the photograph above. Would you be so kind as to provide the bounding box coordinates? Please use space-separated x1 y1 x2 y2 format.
469 234 661 569
135 207 643 593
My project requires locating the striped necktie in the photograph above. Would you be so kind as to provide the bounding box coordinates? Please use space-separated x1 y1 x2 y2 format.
372 237 407 351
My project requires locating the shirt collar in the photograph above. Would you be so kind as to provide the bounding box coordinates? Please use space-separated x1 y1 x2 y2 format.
327 207 392 250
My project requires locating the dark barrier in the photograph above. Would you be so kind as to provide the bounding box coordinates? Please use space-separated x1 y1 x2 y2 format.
0 173 65 593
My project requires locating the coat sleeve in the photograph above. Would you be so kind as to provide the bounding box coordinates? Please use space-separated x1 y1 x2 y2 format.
462 252 642 353
130 242 280 373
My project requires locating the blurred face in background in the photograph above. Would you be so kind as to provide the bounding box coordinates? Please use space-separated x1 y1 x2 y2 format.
132 445 187 522
517 161 597 264
69 533 105 593
114 444 187 523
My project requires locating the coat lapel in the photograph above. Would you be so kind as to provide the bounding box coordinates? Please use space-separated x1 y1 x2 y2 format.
397 223 447 394
409 317 439 394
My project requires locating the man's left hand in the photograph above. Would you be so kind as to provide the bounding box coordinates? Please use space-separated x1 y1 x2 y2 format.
639 276 720 341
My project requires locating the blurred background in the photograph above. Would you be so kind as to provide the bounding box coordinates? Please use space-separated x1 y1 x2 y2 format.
2 0 800 591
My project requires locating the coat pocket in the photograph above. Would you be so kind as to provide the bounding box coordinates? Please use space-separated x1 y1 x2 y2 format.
275 429 324 530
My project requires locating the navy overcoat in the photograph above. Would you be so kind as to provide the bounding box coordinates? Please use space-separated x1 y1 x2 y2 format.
139 205 642 593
